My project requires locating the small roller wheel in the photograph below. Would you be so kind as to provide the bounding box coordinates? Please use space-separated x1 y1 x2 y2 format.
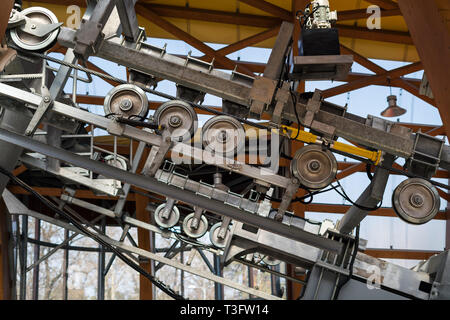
392 178 440 225
202 115 245 157
290 145 337 190
209 222 231 248
154 100 198 142
154 203 180 229
104 84 149 119
182 213 208 238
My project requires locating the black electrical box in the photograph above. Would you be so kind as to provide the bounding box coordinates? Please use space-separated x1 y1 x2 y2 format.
300 28 340 56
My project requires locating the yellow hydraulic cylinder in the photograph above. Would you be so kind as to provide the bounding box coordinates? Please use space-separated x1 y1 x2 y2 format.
276 125 382 165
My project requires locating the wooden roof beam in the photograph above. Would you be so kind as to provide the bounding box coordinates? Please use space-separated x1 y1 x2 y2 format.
323 61 423 97
337 24 413 45
338 8 401 21
364 249 440 260
364 0 399 10
238 0 293 21
143 3 281 28
340 44 435 106
398 0 450 140
136 4 254 76
195 26 281 63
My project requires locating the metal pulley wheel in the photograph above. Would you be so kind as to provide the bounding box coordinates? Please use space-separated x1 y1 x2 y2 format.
209 222 231 248
392 178 440 225
182 213 208 238
154 100 198 142
104 84 149 119
154 203 180 229
290 144 337 190
10 7 60 52
202 115 245 156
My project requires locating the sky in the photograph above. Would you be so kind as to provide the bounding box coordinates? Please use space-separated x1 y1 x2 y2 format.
51 35 448 270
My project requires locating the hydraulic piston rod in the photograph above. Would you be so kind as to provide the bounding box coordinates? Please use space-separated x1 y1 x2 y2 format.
278 125 382 165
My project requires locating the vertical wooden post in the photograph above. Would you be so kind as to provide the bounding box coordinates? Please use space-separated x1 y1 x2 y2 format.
135 192 153 300
0 0 14 44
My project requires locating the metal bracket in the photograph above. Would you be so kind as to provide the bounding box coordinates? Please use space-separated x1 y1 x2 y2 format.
304 89 323 127
184 51 215 73
275 179 300 221
25 87 53 136
18 17 62 38
407 131 445 178
271 82 290 125
73 0 116 60
142 130 172 177
248 76 277 119
7 10 26 29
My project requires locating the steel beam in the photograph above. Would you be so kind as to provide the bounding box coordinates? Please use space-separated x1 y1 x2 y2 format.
58 27 253 107
0 127 343 254
337 155 395 234
115 0 139 42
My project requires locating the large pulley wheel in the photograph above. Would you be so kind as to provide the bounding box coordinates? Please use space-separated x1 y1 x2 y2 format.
154 100 198 142
182 213 208 238
10 7 60 52
202 115 245 156
154 203 180 229
209 222 231 248
392 178 440 225
290 145 337 190
104 84 149 118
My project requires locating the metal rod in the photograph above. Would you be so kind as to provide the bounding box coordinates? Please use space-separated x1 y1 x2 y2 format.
154 241 183 272
97 218 106 300
62 229 69 300
32 218 40 300
19 215 28 300
72 60 78 104
214 254 224 300
196 248 214 274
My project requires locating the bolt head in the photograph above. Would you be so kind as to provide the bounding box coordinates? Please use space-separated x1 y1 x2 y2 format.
119 98 133 111
410 194 424 208
168 115 182 127
43 97 50 103
216 130 228 143
308 160 321 172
